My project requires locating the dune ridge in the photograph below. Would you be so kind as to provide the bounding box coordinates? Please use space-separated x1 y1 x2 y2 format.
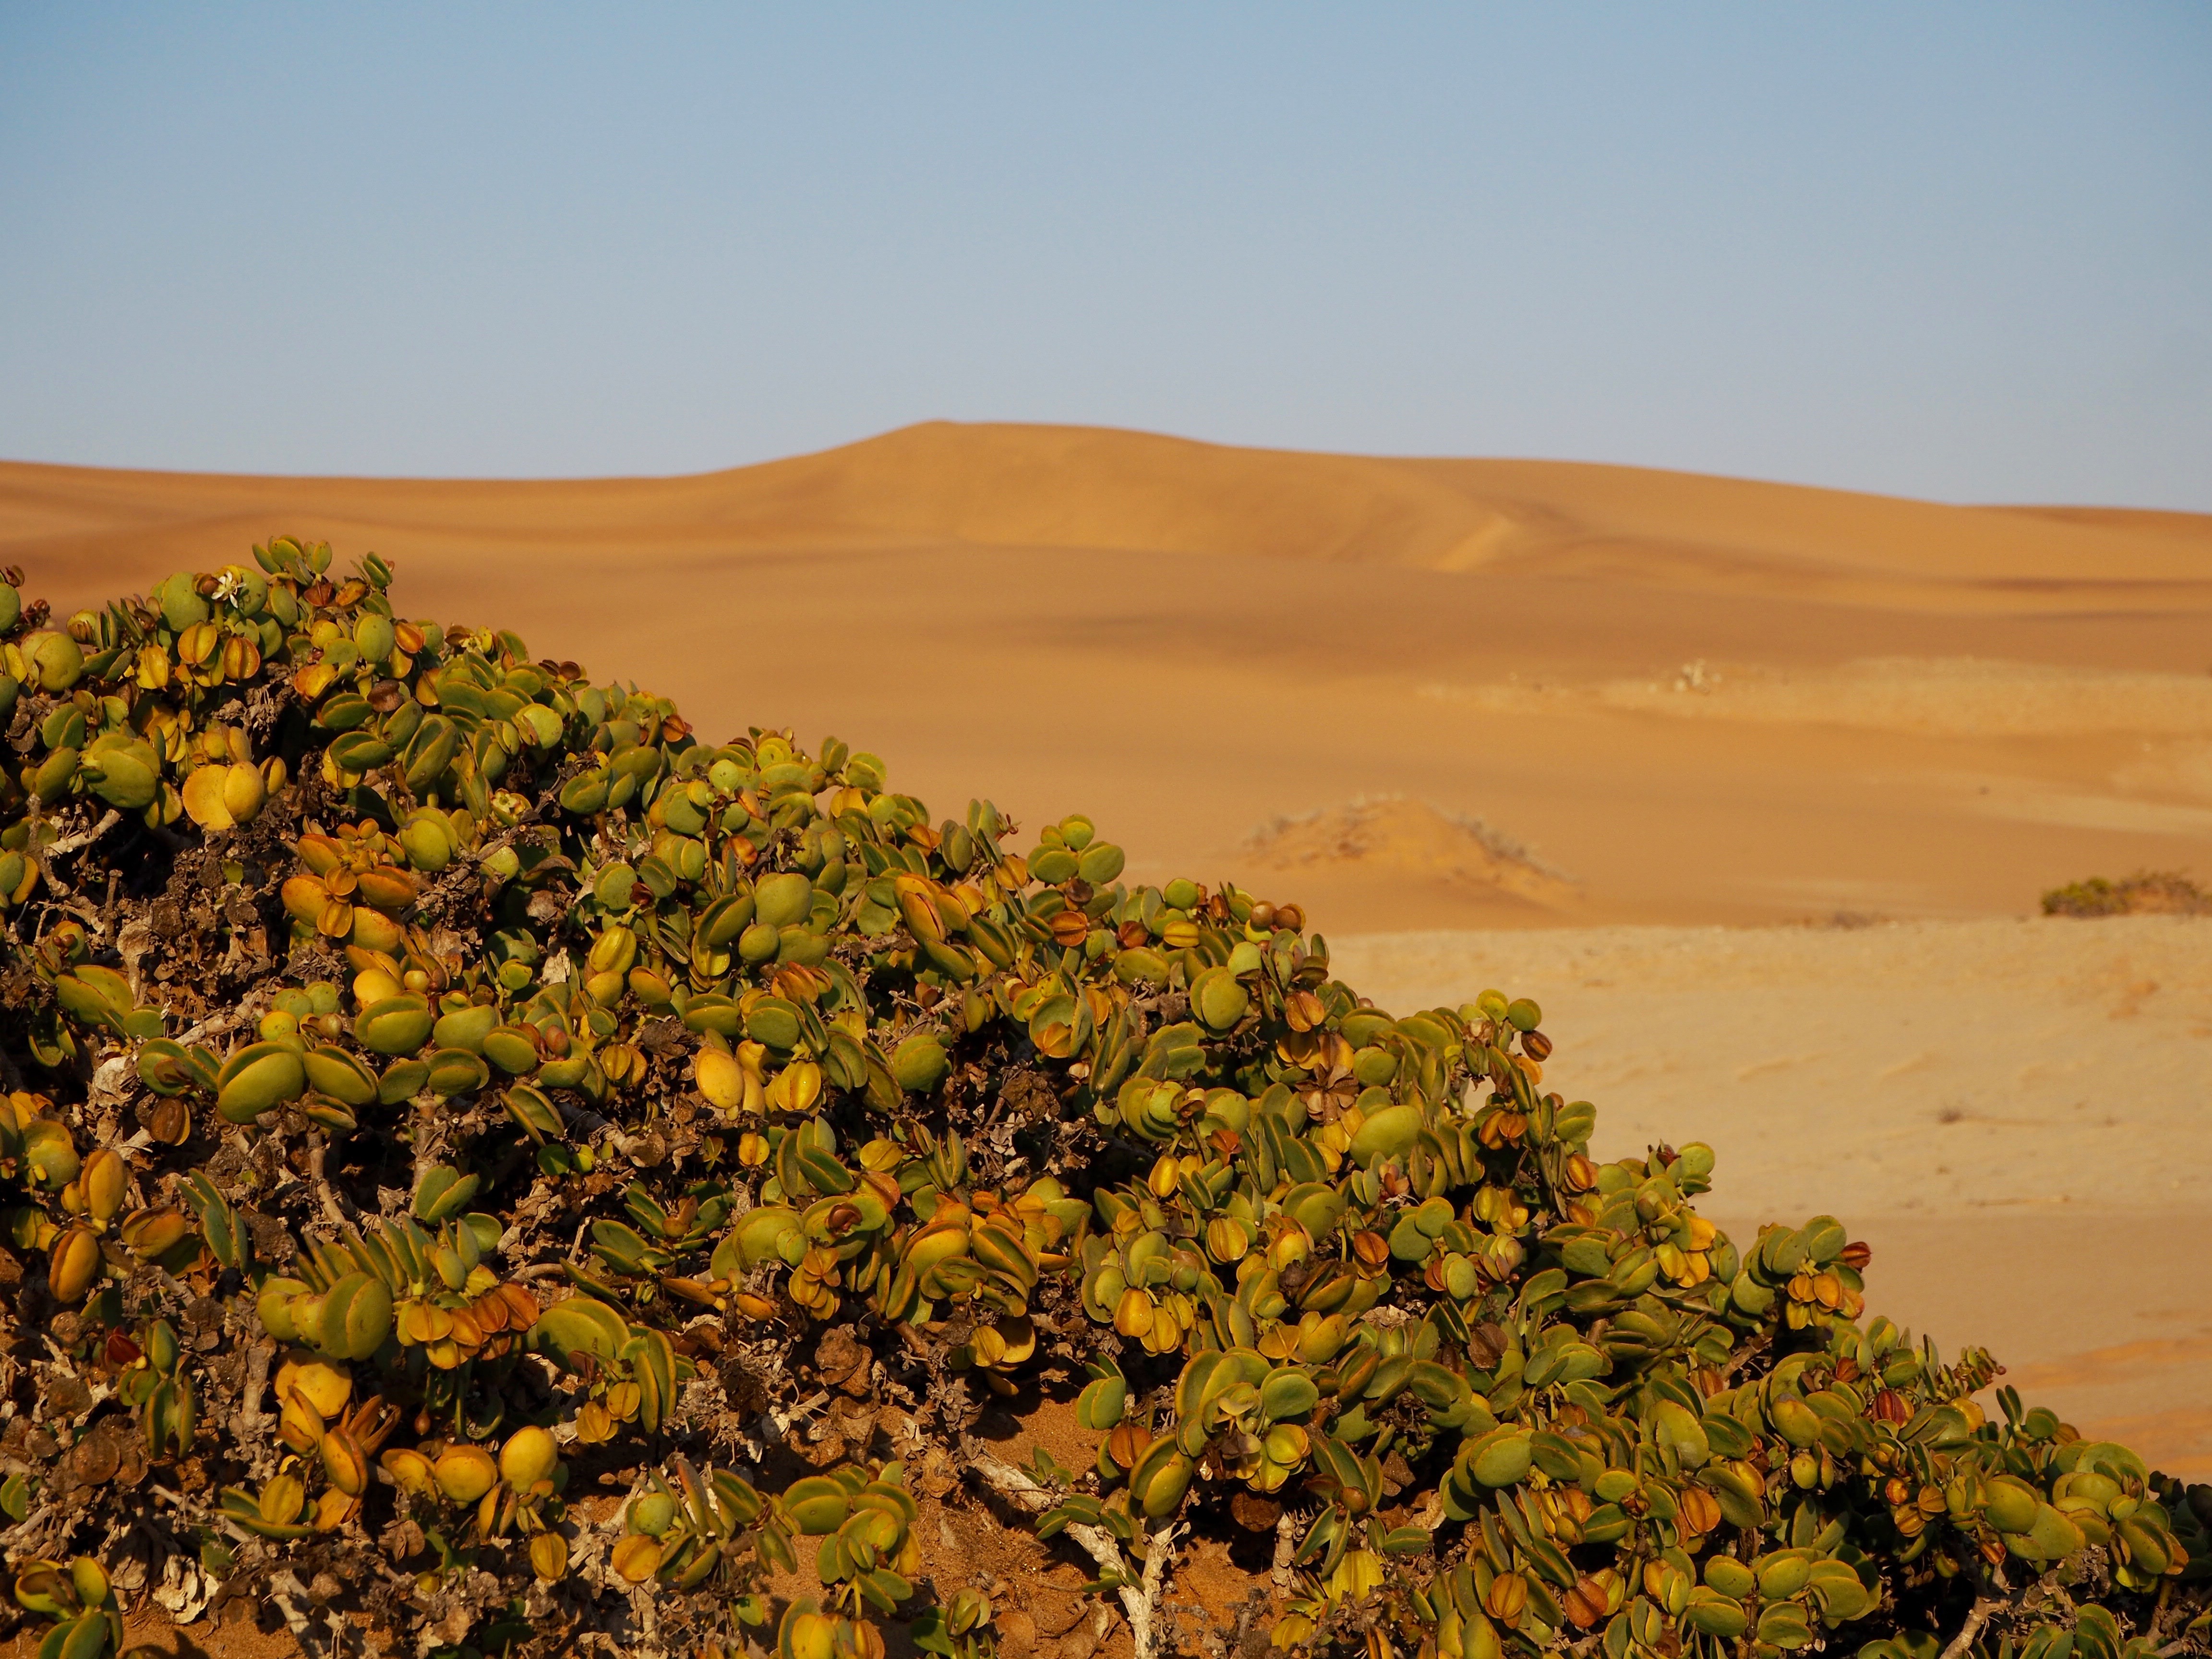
7 420 2211 933
8 419 2210 585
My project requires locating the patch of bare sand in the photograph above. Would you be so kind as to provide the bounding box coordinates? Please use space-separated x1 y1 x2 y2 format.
1424 657 2212 740
1331 914 2212 1476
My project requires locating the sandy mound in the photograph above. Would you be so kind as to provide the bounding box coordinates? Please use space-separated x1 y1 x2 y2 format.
1239 795 1573 902
1224 797 1579 935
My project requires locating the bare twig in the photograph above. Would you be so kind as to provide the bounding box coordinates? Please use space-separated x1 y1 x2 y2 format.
1140 1519 1184 1655
233 1339 274 1446
1273 1508 1300 1585
1940 1562 2059 1659
1939 1594 2005 1659
176 1010 251 1046
967 1448 1179 1659
43 810 122 864
306 1135 353 1228
1719 1329 1774 1384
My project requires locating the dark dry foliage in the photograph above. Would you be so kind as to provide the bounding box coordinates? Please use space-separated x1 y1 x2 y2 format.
2040 873 2210 919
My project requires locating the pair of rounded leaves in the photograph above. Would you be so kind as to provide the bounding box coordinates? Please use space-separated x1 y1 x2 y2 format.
180 761 266 832
1075 1364 1128 1431
22 631 83 692
694 1046 753 1113
1984 1475 2042 1535
47 1226 103 1303
782 1476 851 1536
120 1207 191 1263
78 735 160 813
483 1025 543 1076
413 1165 481 1225
755 871 814 930
223 1474 314 1540
891 1032 949 1094
1176 1345 1268 1423
1128 1433 1197 1518
397 810 457 872
780 1601 848 1659
745 998 805 1052
1028 839 1124 888
303 1272 393 1362
533 1294 630 1370
357 994 435 1057
1768 1395 1823 1450
1682 1587 1750 1640
1349 1102 1425 1170
432 1001 499 1054
1188 965 1251 1034
433 1444 499 1504
215 1042 307 1125
1464 1425 1535 1490
305 1046 379 1108
500 1424 559 1491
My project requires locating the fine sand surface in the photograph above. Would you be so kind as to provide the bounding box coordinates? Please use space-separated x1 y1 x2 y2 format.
2 421 2208 1498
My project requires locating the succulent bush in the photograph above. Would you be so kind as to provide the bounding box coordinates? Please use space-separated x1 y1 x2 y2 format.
0 545 2206 1659
2040 873 2209 918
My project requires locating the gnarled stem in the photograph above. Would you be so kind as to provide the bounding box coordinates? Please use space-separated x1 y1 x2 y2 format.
967 1448 1180 1659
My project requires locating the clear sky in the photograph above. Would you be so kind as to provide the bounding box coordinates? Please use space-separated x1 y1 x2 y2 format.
2 5 2208 507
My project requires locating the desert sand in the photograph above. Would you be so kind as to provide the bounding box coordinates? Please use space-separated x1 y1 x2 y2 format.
4 422 2208 1477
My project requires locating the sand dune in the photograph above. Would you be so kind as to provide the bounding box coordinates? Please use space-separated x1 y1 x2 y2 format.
8 421 2211 930
4 421 2210 1475
10 418 2210 583
1239 797 1582 929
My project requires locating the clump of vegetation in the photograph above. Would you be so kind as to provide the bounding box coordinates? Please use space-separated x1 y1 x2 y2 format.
2042 872 2211 918
0 545 2207 1659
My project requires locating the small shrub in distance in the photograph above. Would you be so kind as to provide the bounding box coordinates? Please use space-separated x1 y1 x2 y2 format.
2041 872 2211 918
0 544 2205 1659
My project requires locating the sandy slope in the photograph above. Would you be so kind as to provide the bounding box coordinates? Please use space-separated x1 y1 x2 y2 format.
3 422 2209 1479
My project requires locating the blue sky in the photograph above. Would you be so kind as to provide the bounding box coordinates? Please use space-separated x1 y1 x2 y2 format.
2 5 2207 506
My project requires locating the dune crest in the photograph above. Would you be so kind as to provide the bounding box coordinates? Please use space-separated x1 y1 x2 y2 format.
7 419 2209 589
